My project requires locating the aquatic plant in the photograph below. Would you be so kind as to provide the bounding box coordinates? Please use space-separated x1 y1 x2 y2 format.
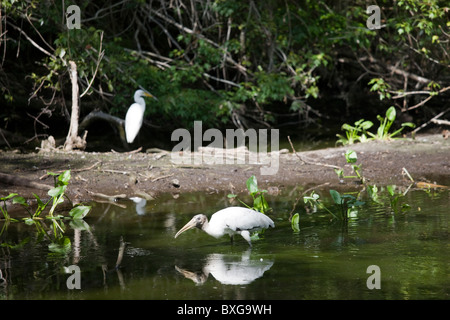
303 191 338 220
303 190 365 221
367 106 415 140
0 170 91 255
228 175 270 214
336 119 373 145
291 213 300 233
227 175 271 241
386 185 411 214
336 107 416 146
0 170 91 228
329 190 365 220
334 150 366 184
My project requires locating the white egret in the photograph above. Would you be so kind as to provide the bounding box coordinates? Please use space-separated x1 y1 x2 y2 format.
125 89 157 143
174 207 275 247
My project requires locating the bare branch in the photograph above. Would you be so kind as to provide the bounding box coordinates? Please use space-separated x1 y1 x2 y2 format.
80 31 105 98
6 21 56 59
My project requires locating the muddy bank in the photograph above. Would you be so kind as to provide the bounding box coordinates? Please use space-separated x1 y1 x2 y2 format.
0 134 449 203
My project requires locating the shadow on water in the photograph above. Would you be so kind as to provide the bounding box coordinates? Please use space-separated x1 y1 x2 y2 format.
0 186 449 299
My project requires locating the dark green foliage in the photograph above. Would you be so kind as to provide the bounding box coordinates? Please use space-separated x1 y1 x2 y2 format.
1 0 448 141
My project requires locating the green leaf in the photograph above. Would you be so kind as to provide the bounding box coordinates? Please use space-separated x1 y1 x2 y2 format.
386 106 396 122
12 196 27 206
387 185 396 197
48 185 66 197
360 120 374 130
291 213 300 232
401 122 415 128
33 193 47 210
24 218 36 225
250 232 260 241
334 168 344 178
330 189 342 205
341 123 354 131
345 150 357 163
58 170 71 185
246 175 259 195
253 194 268 213
69 205 91 220
1 193 18 201
350 200 365 207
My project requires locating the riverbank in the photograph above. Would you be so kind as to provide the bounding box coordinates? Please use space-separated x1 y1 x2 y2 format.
0 133 448 203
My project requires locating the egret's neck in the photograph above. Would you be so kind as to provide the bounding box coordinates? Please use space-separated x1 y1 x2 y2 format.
134 96 146 107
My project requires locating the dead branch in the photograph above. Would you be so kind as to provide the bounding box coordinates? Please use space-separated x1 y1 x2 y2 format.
287 136 340 170
38 160 102 180
405 86 450 111
412 107 450 134
0 172 52 190
80 31 105 98
64 61 87 151
386 65 431 85
147 5 248 75
431 119 450 126
6 21 56 59
87 190 127 202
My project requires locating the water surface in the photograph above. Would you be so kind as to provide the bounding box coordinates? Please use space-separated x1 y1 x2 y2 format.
0 186 449 299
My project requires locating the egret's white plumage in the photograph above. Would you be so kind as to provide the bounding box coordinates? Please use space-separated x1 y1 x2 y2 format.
125 89 156 143
174 207 275 246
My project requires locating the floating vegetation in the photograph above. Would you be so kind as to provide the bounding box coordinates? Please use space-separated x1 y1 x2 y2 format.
1 170 91 255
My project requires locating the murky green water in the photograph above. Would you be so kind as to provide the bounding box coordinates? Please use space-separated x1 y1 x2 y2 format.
1 186 449 300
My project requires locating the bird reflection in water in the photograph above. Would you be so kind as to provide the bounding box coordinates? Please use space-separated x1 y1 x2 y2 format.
130 197 147 215
175 250 273 285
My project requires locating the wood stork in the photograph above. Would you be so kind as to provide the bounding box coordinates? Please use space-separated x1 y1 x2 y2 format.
174 207 275 247
125 89 157 143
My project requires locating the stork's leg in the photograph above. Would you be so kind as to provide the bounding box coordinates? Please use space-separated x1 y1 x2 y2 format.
240 230 252 247
230 235 234 244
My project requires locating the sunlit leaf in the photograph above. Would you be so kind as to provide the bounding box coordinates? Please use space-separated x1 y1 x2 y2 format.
291 213 300 233
69 205 91 220
345 150 357 163
48 185 66 197
386 106 396 122
12 196 27 206
387 185 396 196
1 193 18 201
246 175 259 195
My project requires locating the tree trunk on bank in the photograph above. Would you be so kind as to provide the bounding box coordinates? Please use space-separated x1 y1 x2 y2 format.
64 60 87 151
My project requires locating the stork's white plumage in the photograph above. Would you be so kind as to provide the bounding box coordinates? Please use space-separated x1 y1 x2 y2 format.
174 207 274 247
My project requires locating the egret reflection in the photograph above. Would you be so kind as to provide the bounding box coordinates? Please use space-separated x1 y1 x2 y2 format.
130 197 147 215
175 250 273 285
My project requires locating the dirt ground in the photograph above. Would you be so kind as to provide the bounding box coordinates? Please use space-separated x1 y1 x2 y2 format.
0 133 449 203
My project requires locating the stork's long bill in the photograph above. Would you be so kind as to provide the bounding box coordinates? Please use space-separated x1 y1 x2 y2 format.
174 218 200 238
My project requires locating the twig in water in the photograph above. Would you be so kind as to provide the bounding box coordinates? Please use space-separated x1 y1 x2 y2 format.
115 236 126 269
